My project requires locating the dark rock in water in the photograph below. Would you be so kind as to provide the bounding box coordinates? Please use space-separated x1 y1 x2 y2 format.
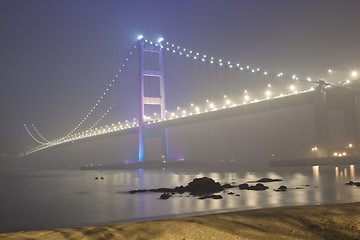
95 177 99 180
256 178 282 183
239 183 268 190
274 185 287 191
149 187 174 193
248 183 268 191
228 192 234 195
222 183 235 189
345 181 355 185
129 177 223 195
159 193 171 199
236 194 240 196
129 189 147 194
238 183 249 190
295 187 304 189
198 194 223 199
345 181 360 186
174 185 186 194
211 195 223 199
100 177 104 180
185 177 223 195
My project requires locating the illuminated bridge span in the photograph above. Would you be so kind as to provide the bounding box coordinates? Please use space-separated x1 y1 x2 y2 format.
24 35 360 161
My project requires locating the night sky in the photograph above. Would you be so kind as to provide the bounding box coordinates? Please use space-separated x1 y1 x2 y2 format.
1 0 360 154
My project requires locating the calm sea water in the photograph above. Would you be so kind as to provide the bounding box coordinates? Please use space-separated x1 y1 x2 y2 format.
0 164 359 233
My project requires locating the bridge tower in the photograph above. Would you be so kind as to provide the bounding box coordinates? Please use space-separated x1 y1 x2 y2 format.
313 80 330 157
138 39 168 162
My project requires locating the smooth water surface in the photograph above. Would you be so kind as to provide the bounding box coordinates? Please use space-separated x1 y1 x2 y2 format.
0 164 360 233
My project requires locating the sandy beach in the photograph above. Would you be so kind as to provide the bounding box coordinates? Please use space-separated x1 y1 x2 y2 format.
1 202 360 240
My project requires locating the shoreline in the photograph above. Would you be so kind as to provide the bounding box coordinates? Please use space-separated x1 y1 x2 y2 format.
1 202 360 239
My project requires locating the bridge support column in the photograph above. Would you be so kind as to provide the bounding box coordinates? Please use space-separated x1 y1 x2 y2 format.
344 96 360 156
138 39 168 162
313 80 330 158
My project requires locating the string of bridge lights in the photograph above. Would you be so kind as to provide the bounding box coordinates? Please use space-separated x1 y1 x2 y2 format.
86 70 140 132
24 124 46 145
141 37 316 84
86 45 163 133
26 85 316 155
60 44 138 141
31 124 49 143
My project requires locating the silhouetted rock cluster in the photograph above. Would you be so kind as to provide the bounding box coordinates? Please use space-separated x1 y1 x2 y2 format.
159 193 171 199
198 194 223 199
129 177 224 196
345 181 360 186
238 183 269 191
255 178 282 183
186 177 223 195
274 185 287 191
222 183 235 189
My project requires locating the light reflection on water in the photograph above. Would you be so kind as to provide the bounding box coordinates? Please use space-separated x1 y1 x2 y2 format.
1 164 360 233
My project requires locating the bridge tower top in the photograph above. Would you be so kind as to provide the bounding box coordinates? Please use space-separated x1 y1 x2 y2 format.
138 39 166 123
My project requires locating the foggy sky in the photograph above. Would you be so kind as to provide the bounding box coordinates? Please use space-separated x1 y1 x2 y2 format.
1 0 360 154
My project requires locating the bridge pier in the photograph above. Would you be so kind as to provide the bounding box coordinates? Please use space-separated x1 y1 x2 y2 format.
138 39 168 162
344 96 360 156
313 80 330 158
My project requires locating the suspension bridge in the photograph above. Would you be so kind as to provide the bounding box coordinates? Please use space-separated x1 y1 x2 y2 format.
23 35 360 164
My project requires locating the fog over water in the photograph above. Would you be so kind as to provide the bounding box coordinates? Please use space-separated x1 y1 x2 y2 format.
0 164 359 233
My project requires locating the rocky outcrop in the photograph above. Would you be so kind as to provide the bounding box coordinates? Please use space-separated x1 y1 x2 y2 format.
256 178 282 183
129 177 224 196
159 193 171 199
198 194 223 200
222 183 236 189
239 183 268 191
274 186 287 191
239 183 249 190
185 177 223 195
345 181 360 186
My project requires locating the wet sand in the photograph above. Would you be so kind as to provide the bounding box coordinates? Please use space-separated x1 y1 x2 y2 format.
1 202 360 240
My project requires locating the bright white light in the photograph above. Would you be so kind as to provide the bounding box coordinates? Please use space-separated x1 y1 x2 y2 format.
351 71 358 78
265 90 271 96
307 77 312 81
209 103 215 108
290 85 296 91
267 84 271 88
137 35 144 40
157 37 164 43
226 99 231 105
244 95 250 101
328 69 332 73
